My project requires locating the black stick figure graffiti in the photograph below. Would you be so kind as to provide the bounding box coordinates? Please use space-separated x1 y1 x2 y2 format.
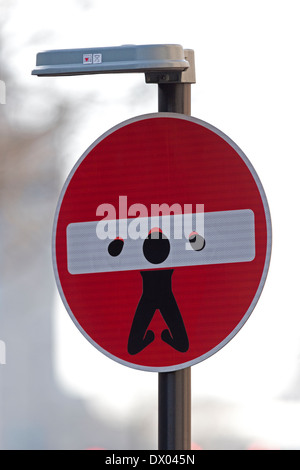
108 228 205 355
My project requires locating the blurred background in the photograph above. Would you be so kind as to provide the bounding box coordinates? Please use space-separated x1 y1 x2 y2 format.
1 0 300 450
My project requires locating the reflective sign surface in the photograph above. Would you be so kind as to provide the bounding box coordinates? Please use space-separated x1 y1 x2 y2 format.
53 113 271 371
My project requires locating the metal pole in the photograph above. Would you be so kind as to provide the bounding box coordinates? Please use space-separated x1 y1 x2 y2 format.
158 368 191 450
158 83 191 116
158 81 192 450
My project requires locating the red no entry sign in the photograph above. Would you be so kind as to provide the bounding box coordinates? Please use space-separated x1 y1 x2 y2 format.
53 113 271 372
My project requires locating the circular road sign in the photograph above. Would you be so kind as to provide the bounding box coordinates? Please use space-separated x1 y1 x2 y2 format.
53 113 271 372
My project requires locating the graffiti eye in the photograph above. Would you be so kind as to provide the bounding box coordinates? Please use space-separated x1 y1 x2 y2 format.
108 238 124 257
189 232 205 251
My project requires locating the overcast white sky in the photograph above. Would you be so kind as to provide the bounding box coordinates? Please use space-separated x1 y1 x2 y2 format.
3 0 300 445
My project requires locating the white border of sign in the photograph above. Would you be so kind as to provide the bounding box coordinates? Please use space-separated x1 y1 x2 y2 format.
52 113 272 372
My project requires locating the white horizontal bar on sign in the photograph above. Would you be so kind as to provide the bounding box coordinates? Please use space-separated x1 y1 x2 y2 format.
66 209 255 274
